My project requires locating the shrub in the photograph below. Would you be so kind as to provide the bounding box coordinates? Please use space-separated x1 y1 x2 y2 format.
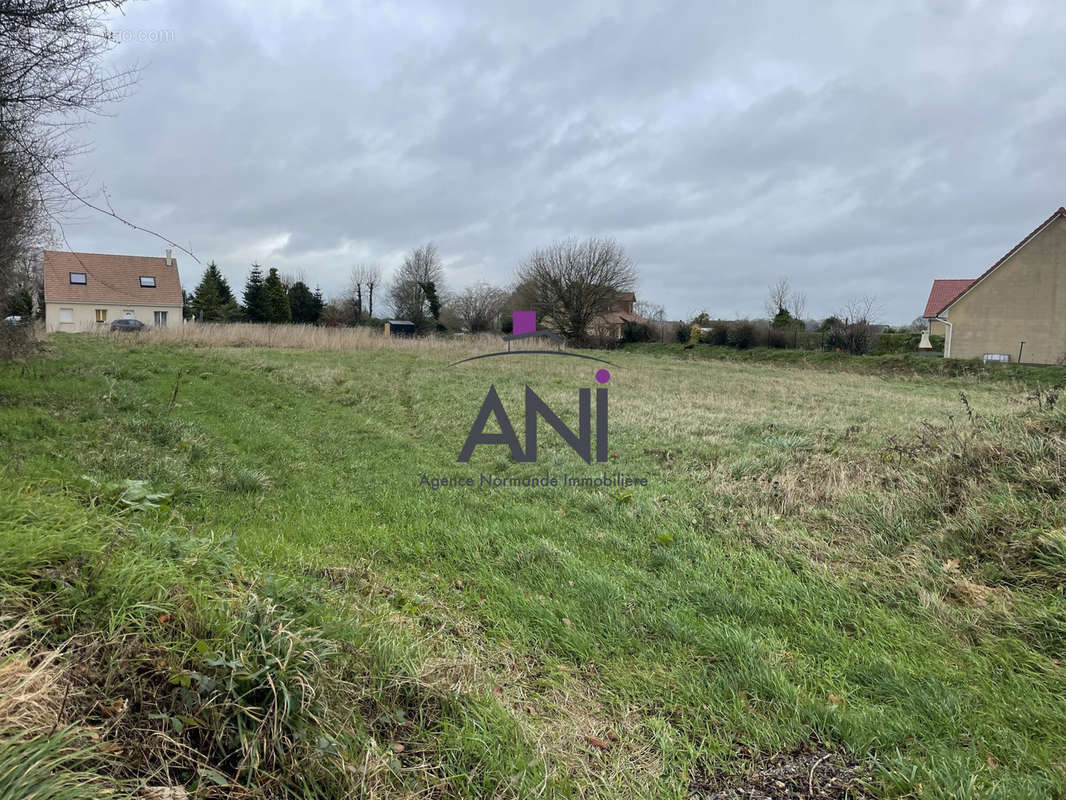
767 327 791 349
621 321 652 343
819 315 842 332
873 332 945 354
824 318 873 355
726 321 756 349
0 319 36 361
708 321 729 346
771 307 795 329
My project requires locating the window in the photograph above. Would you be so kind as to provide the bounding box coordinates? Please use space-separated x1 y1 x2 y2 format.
154 310 168 327
983 353 1010 363
139 275 156 287
59 308 73 323
95 309 107 323
69 272 86 284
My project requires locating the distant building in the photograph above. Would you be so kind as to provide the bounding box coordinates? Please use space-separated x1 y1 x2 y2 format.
384 319 416 336
43 250 183 332
593 291 648 340
922 207 1066 363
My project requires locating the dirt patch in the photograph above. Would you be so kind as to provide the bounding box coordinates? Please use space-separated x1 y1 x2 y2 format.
690 740 877 799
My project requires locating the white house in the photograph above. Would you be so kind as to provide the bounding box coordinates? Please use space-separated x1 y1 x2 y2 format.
43 249 183 332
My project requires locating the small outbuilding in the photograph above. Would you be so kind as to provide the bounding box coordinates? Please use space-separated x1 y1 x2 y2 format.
384 319 416 337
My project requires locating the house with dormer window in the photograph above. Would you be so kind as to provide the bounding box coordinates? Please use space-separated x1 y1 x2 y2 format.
43 249 184 332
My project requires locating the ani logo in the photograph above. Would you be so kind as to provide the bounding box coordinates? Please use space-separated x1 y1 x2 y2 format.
451 311 614 464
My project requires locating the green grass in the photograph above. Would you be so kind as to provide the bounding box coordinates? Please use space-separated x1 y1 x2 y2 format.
626 341 1066 386
1 334 1064 798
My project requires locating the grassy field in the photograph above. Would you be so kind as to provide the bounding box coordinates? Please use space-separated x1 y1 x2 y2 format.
624 342 1066 386
1 332 1064 799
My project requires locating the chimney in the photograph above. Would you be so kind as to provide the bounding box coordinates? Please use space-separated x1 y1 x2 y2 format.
165 249 173 267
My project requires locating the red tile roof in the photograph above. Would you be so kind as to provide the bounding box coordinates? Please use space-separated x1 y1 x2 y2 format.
923 279 975 318
43 250 183 306
600 310 647 325
924 206 1066 317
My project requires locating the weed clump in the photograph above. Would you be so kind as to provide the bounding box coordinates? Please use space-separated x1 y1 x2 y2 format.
896 394 1066 588
216 466 273 494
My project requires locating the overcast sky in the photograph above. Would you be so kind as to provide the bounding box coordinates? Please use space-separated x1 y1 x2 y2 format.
60 0 1066 322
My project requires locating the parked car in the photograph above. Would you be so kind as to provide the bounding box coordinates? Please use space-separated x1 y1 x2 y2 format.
3 315 23 325
110 318 145 332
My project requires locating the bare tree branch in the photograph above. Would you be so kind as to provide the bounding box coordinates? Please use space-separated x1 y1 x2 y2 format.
449 282 507 332
514 237 637 344
388 244 444 329
0 0 200 304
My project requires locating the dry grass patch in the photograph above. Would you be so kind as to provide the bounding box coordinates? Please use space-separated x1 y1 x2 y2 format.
0 620 69 736
92 322 506 354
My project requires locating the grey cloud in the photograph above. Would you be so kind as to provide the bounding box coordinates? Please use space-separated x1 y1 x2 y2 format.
58 0 1066 321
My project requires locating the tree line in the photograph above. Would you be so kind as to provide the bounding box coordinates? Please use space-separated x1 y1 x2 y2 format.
186 237 642 345
186 263 325 324
676 279 891 355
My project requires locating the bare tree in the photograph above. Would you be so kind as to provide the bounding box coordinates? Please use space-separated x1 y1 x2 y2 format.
841 295 879 324
279 270 305 291
365 265 380 319
0 1 137 216
450 283 508 332
0 2 134 126
0 1 201 284
790 290 808 323
765 278 791 318
765 277 807 320
0 1 141 311
388 244 444 329
515 237 637 343
826 295 881 354
0 135 44 314
349 263 383 322
635 300 666 342
349 265 366 321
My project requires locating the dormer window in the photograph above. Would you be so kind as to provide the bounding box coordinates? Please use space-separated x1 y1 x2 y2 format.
139 275 156 287
69 272 87 284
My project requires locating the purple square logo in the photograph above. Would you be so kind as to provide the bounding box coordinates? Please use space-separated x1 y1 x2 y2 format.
512 310 536 335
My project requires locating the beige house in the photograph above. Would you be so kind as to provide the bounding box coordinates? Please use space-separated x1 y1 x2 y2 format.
592 291 648 340
922 207 1066 363
43 250 184 332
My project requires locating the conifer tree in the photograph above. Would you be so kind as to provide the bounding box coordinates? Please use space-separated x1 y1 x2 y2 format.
264 267 292 323
190 261 235 321
242 263 269 322
288 280 323 324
